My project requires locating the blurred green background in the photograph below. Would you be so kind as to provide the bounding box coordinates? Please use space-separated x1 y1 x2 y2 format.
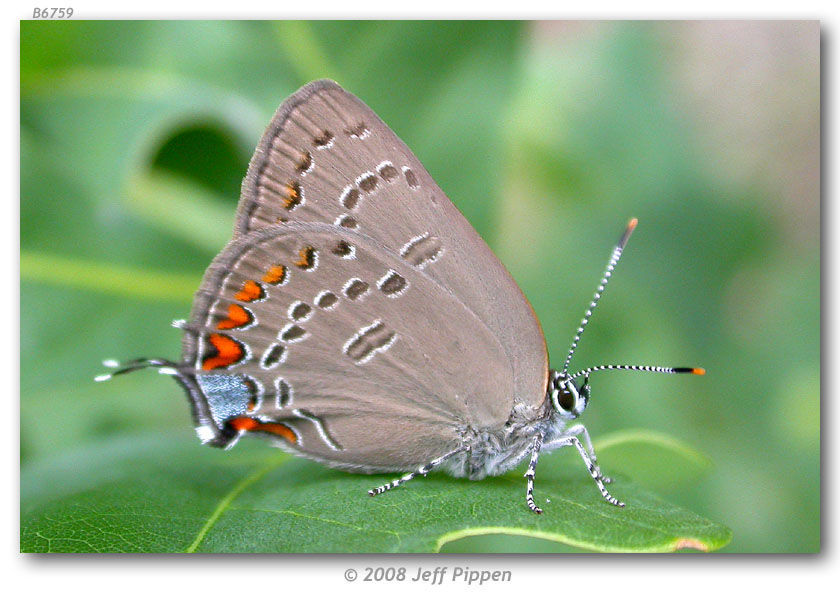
20 20 819 552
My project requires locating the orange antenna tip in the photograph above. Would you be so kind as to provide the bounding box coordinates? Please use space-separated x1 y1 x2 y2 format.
618 218 638 250
673 367 705 375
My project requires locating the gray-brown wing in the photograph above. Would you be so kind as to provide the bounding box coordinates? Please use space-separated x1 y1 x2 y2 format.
235 79 548 414
182 223 513 470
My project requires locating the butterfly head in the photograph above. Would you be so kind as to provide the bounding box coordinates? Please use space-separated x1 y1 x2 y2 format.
548 370 590 419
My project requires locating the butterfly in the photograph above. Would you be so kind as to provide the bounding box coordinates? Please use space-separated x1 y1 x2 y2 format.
98 80 702 513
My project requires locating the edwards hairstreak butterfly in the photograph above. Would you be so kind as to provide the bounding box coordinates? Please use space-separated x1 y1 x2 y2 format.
98 80 703 513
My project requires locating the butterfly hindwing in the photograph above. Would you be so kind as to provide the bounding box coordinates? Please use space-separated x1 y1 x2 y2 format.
182 223 514 469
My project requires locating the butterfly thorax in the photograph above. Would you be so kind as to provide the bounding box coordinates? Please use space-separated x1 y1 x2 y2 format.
437 391 552 480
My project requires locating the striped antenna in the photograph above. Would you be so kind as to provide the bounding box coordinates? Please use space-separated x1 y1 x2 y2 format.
560 218 638 376
568 364 705 380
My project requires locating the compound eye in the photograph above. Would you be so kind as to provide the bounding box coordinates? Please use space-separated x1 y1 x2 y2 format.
557 389 576 412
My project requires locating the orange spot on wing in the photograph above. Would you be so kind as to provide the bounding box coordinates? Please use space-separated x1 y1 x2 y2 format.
258 422 298 444
227 416 297 444
202 333 245 370
283 182 302 210
262 264 287 285
235 280 264 302
217 304 252 330
293 246 316 270
228 416 258 430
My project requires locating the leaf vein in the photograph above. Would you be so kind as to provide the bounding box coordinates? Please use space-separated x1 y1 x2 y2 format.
248 507 403 546
184 457 288 553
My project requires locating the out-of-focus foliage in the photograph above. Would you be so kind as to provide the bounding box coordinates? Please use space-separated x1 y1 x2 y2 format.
20 20 819 552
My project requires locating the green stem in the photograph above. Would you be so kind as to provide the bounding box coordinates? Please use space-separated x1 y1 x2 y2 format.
21 251 198 302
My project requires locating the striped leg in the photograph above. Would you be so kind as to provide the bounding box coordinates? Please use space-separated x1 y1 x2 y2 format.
543 435 625 508
567 436 624 507
524 433 545 514
563 423 611 483
368 447 461 497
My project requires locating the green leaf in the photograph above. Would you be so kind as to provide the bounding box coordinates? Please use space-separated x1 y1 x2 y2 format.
594 428 713 494
21 432 732 553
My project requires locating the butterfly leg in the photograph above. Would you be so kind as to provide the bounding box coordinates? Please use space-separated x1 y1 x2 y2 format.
542 435 625 508
524 432 546 514
368 447 462 497
562 423 612 483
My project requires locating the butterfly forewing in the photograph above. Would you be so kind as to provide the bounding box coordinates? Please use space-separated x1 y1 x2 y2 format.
182 223 514 470
236 80 549 413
